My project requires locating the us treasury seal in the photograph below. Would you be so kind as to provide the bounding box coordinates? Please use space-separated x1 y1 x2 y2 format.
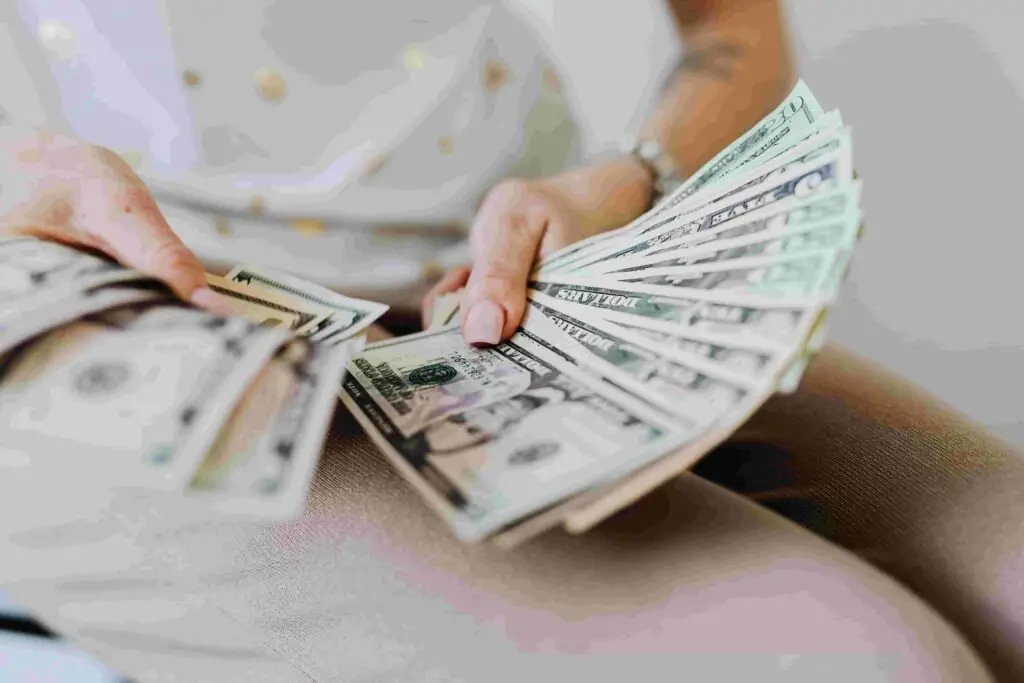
408 363 458 387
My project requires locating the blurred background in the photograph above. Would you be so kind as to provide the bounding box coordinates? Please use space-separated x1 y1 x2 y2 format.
513 0 1024 448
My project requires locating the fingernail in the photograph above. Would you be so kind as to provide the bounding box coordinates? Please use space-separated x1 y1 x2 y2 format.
189 287 234 315
464 300 504 347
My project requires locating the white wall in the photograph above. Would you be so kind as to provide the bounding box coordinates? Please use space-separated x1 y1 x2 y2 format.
787 1 1024 447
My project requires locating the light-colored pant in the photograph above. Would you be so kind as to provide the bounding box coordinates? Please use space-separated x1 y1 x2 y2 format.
3 344 1021 682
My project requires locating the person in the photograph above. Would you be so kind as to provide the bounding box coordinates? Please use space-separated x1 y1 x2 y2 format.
2 1 1024 681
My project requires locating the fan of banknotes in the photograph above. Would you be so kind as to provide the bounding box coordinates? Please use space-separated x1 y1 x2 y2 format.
346 80 862 546
0 79 859 548
0 243 388 519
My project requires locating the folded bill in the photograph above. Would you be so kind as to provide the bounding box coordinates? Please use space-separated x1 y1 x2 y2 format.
428 291 463 331
0 282 168 357
188 335 362 519
527 290 789 388
0 301 291 490
223 264 389 343
205 273 332 334
340 326 696 541
528 279 823 349
612 249 852 301
0 237 153 324
587 185 862 275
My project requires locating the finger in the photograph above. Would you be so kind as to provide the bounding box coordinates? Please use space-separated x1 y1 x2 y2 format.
462 181 546 347
421 265 471 328
74 174 228 312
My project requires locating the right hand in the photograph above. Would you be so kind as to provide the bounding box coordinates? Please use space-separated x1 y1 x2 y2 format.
0 124 225 310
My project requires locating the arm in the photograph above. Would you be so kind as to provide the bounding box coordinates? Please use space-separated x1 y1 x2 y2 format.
427 0 798 345
641 0 797 180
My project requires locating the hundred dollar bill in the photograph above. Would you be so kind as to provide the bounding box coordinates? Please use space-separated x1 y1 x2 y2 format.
588 185 861 275
534 80 830 275
225 264 388 342
0 303 291 489
0 236 151 320
528 279 825 349
205 273 330 335
529 289 789 387
340 327 694 540
522 299 755 424
563 134 854 274
614 249 851 300
189 336 360 519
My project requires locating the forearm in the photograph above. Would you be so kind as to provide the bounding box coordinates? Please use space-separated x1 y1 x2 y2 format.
642 0 797 177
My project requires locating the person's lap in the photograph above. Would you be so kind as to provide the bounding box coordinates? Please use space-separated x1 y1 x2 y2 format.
232 409 989 682
4 342 1012 682
699 344 1024 681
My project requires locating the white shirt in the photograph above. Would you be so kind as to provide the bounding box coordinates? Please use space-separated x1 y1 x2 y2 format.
0 0 678 310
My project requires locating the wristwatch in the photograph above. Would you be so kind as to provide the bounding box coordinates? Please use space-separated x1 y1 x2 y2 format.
619 136 685 207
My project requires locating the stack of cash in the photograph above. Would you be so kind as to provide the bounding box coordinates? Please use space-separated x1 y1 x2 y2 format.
343 80 861 546
0 243 387 520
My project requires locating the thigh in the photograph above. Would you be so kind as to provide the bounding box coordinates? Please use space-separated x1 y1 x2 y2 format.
701 343 1024 681
4 408 994 683
198 413 994 681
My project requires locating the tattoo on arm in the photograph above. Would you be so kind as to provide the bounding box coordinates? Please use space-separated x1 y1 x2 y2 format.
671 41 745 81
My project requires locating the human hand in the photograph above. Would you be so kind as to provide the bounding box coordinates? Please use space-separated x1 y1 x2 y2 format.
0 123 224 310
421 156 654 346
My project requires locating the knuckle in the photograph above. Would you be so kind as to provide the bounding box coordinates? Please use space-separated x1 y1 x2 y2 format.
147 240 196 274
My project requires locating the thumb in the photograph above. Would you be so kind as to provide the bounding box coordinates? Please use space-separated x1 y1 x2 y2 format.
462 181 547 347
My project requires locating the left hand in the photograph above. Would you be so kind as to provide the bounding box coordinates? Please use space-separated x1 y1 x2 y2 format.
421 156 653 346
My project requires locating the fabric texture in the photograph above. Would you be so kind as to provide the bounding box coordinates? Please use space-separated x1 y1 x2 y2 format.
4 344 1020 682
3 0 584 309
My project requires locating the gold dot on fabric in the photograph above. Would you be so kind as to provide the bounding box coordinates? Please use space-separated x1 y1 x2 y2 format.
247 195 266 215
541 66 561 94
183 69 202 88
483 60 510 91
403 45 426 71
421 260 446 281
255 67 287 102
437 136 454 154
289 218 325 236
364 152 389 178
214 217 231 236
